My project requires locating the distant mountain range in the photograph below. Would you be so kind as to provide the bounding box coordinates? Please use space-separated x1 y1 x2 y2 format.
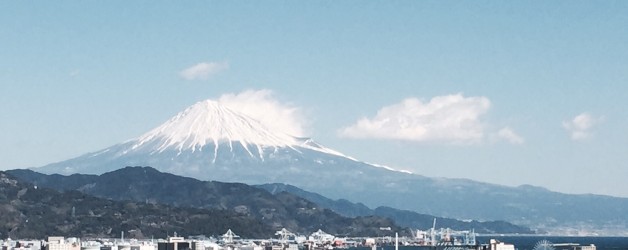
258 183 533 234
8 167 531 235
31 99 628 234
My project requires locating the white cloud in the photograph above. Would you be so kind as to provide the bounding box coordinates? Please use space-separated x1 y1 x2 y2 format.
496 127 525 144
562 112 602 140
179 61 229 80
339 94 491 144
69 70 80 77
218 89 306 137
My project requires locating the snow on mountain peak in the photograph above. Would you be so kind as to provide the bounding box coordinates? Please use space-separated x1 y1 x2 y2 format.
35 97 412 177
131 100 301 153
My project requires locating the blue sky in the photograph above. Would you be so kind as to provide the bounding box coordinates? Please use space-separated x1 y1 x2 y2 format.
1 1 627 197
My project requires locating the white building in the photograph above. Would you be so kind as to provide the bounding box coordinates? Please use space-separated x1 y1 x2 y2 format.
46 237 80 250
1 239 42 250
488 239 515 250
308 230 334 243
575 245 596 250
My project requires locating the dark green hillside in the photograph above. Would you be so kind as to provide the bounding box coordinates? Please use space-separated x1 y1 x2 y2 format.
0 172 270 239
8 167 404 236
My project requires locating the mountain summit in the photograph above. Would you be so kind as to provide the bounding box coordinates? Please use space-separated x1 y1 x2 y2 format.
135 100 299 151
36 99 393 184
128 100 345 161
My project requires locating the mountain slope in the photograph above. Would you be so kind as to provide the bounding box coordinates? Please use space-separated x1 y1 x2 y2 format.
258 183 534 234
8 167 403 236
36 100 351 175
0 171 271 239
32 99 628 234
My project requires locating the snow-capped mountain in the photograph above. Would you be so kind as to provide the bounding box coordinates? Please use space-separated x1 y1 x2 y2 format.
127 100 347 161
36 99 414 197
34 99 628 234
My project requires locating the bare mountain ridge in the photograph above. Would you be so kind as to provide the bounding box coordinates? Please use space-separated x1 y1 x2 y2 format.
258 183 533 234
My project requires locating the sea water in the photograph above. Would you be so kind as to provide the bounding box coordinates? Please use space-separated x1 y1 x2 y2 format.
348 236 628 250
476 236 628 250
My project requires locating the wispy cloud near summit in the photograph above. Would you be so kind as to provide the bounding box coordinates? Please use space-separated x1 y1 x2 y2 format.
217 89 306 137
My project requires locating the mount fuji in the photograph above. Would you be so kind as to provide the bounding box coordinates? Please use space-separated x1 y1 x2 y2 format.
37 100 416 199
34 99 628 234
